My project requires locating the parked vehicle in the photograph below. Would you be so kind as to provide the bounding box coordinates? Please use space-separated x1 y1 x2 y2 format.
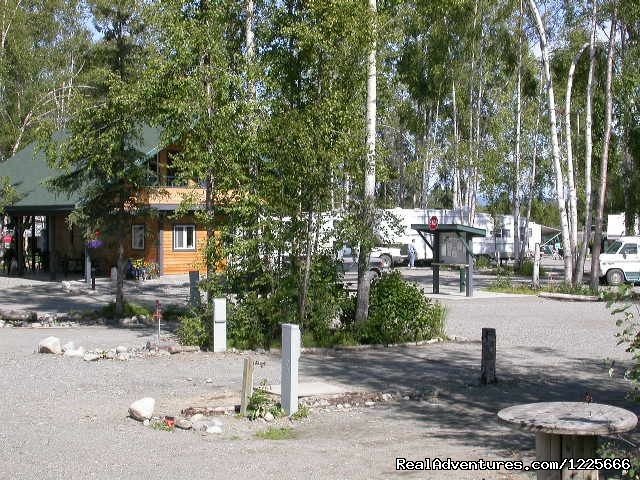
598 236 640 285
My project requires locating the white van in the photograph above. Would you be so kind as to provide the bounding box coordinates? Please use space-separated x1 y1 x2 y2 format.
599 236 640 285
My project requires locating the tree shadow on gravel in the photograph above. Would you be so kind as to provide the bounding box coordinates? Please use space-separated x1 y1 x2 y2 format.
299 343 639 457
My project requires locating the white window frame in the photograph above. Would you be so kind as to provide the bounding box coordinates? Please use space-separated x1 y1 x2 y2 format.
173 225 196 251
132 224 145 250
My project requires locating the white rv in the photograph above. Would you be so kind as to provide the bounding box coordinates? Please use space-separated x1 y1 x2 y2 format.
598 236 640 285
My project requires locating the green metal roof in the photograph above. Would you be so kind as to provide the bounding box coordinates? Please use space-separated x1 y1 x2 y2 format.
1 126 162 215
411 223 487 237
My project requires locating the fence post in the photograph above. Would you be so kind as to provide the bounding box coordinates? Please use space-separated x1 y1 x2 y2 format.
212 298 226 353
480 328 497 385
281 323 301 416
533 243 541 289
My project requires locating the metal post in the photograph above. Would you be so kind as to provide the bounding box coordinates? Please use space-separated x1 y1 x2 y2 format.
188 270 200 308
155 300 162 351
213 298 226 353
433 233 440 294
91 267 96 290
84 246 91 284
281 323 300 416
466 233 474 297
459 268 465 293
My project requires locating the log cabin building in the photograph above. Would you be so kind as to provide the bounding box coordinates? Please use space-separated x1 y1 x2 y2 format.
1 128 209 278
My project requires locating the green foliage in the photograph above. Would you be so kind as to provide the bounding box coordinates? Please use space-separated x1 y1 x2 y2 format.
518 260 546 277
100 302 151 319
150 420 174 432
491 271 513 290
475 255 492 269
0 177 18 213
357 271 446 345
291 404 310 420
598 440 640 480
255 427 296 440
176 309 210 349
246 386 283 421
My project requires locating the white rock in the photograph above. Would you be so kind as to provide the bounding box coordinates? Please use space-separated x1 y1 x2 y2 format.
143 419 150 426
205 378 213 384
62 341 75 352
264 412 275 422
175 418 192 430
64 347 85 358
116 345 127 354
206 425 223 434
38 336 61 354
365 401 375 407
381 393 393 401
129 397 155 421
189 413 205 423
83 352 101 362
116 352 129 361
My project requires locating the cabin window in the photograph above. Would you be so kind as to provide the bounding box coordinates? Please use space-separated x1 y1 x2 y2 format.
132 225 145 250
174 225 195 250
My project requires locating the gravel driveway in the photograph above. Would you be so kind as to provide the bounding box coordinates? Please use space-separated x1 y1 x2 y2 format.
0 291 637 480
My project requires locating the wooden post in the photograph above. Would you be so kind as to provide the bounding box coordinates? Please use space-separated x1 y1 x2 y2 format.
188 270 200 308
240 356 254 416
533 243 541 289
480 328 497 384
535 432 562 480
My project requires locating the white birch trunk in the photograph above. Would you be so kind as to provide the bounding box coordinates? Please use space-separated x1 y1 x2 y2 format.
565 42 589 281
528 0 573 283
355 0 377 323
590 7 617 290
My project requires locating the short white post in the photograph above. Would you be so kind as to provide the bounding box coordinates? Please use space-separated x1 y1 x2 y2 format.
533 243 541 289
213 298 226 353
281 323 300 416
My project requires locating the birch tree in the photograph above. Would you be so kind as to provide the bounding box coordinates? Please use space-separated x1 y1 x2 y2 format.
528 0 574 282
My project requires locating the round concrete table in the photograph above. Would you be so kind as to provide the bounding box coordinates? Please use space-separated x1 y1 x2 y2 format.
498 402 637 480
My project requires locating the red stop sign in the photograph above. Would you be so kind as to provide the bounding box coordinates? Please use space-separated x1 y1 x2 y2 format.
428 216 438 231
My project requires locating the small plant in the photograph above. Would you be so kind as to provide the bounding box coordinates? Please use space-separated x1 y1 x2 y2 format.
291 404 310 420
99 302 152 319
246 387 273 420
474 255 492 270
150 420 174 432
255 427 297 440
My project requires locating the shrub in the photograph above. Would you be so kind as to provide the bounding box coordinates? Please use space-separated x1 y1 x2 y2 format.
100 302 152 319
518 260 546 277
176 309 210 348
474 255 492 269
357 271 446 345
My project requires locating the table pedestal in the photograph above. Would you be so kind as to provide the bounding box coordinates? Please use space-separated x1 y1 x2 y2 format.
535 432 598 480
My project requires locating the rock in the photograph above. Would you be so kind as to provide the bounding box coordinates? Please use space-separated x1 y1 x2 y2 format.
116 345 127 354
143 419 150 426
264 412 274 422
381 393 393 401
83 352 101 362
186 378 193 382
319 399 329 407
0 320 5 328
365 401 375 407
402 396 410 401
168 345 182 354
193 419 222 432
105 350 116 360
116 352 129 361
205 378 213 384
206 425 223 434
62 341 75 352
38 336 62 354
336 404 343 410
175 418 192 430
189 414 205 423
31 322 42 328
343 403 351 409
129 397 155 421
181 346 200 353
64 347 85 358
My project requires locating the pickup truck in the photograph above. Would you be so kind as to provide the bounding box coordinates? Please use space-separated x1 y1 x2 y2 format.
338 244 407 269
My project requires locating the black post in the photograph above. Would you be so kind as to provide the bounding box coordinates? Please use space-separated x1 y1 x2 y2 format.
466 233 474 297
480 328 497 384
91 266 96 290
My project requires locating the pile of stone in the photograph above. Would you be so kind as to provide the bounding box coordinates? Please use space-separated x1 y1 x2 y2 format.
0 309 81 328
128 398 224 434
37 336 200 362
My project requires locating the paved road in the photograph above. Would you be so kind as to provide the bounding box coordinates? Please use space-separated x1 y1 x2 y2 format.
0 290 636 479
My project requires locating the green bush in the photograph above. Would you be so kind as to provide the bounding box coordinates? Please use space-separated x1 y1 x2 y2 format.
100 302 152 319
491 271 513 290
357 271 446 345
474 255 492 269
518 260 546 277
176 309 210 348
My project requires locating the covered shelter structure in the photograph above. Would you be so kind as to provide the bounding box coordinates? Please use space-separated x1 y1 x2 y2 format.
2 141 80 279
411 223 487 297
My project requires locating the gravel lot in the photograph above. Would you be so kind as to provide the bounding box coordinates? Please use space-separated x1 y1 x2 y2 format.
1 289 637 480
1 265 638 479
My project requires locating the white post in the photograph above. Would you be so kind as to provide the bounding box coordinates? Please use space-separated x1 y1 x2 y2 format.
213 298 226 353
533 243 541 289
281 323 300 416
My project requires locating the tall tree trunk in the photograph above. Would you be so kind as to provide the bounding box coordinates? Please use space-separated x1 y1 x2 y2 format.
513 1 523 264
576 0 597 285
355 0 377 324
451 79 460 210
298 210 314 328
565 42 589 283
591 6 617 291
528 0 573 283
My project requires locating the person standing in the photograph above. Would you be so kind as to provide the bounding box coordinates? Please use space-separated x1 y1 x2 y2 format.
408 239 417 269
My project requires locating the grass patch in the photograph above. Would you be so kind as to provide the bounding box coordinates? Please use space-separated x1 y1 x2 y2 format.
486 284 538 295
255 427 296 440
150 421 174 432
99 302 152 319
291 404 310 420
487 279 601 297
